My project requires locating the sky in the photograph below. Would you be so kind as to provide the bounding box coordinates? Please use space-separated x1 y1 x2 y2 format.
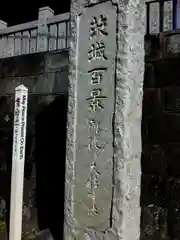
0 1 70 26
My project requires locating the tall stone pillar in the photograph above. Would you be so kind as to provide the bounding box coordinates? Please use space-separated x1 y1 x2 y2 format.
64 0 145 239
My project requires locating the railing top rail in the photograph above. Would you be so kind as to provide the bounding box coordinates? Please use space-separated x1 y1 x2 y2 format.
47 12 70 25
0 21 37 35
0 12 70 36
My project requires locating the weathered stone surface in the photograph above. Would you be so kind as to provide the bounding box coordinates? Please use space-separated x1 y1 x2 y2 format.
22 31 30 55
144 63 155 88
37 7 54 52
167 199 180 239
143 117 165 144
0 77 21 96
154 59 180 87
26 95 46 115
65 0 145 239
141 174 166 206
58 22 67 49
0 54 45 78
140 205 167 240
143 89 162 117
142 145 166 175
166 179 180 239
45 51 69 72
30 29 37 54
143 31 180 239
145 40 151 57
163 87 180 113
149 2 160 34
14 32 22 56
163 0 173 32
143 115 180 143
0 96 14 128
53 69 69 93
49 24 58 51
22 76 38 93
167 177 180 201
166 144 180 177
0 47 69 240
145 35 160 59
164 33 180 55
33 73 55 93
163 115 180 142
73 1 116 230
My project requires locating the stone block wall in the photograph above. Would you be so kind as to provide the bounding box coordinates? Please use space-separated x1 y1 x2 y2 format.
0 50 69 239
142 51 180 239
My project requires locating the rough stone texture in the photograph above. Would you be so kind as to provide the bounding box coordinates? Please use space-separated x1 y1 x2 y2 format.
0 54 45 78
142 34 180 239
164 33 180 55
153 59 180 87
71 1 116 231
64 0 145 239
45 51 69 71
144 36 160 60
0 50 69 240
143 88 161 117
0 51 69 96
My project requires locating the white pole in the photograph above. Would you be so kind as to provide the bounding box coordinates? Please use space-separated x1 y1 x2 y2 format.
9 84 28 240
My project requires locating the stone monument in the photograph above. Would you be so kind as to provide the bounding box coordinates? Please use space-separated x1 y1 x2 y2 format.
64 0 145 239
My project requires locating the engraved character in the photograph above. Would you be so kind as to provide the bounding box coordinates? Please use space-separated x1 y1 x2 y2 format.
88 41 107 61
90 15 108 39
88 68 107 85
86 162 100 195
91 71 102 85
86 162 101 216
86 88 106 112
88 119 101 151
87 119 107 155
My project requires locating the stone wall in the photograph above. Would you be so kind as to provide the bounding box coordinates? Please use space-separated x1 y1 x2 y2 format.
142 36 180 238
0 50 69 239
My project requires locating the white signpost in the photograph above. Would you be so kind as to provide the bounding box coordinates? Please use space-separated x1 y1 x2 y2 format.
9 84 28 240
